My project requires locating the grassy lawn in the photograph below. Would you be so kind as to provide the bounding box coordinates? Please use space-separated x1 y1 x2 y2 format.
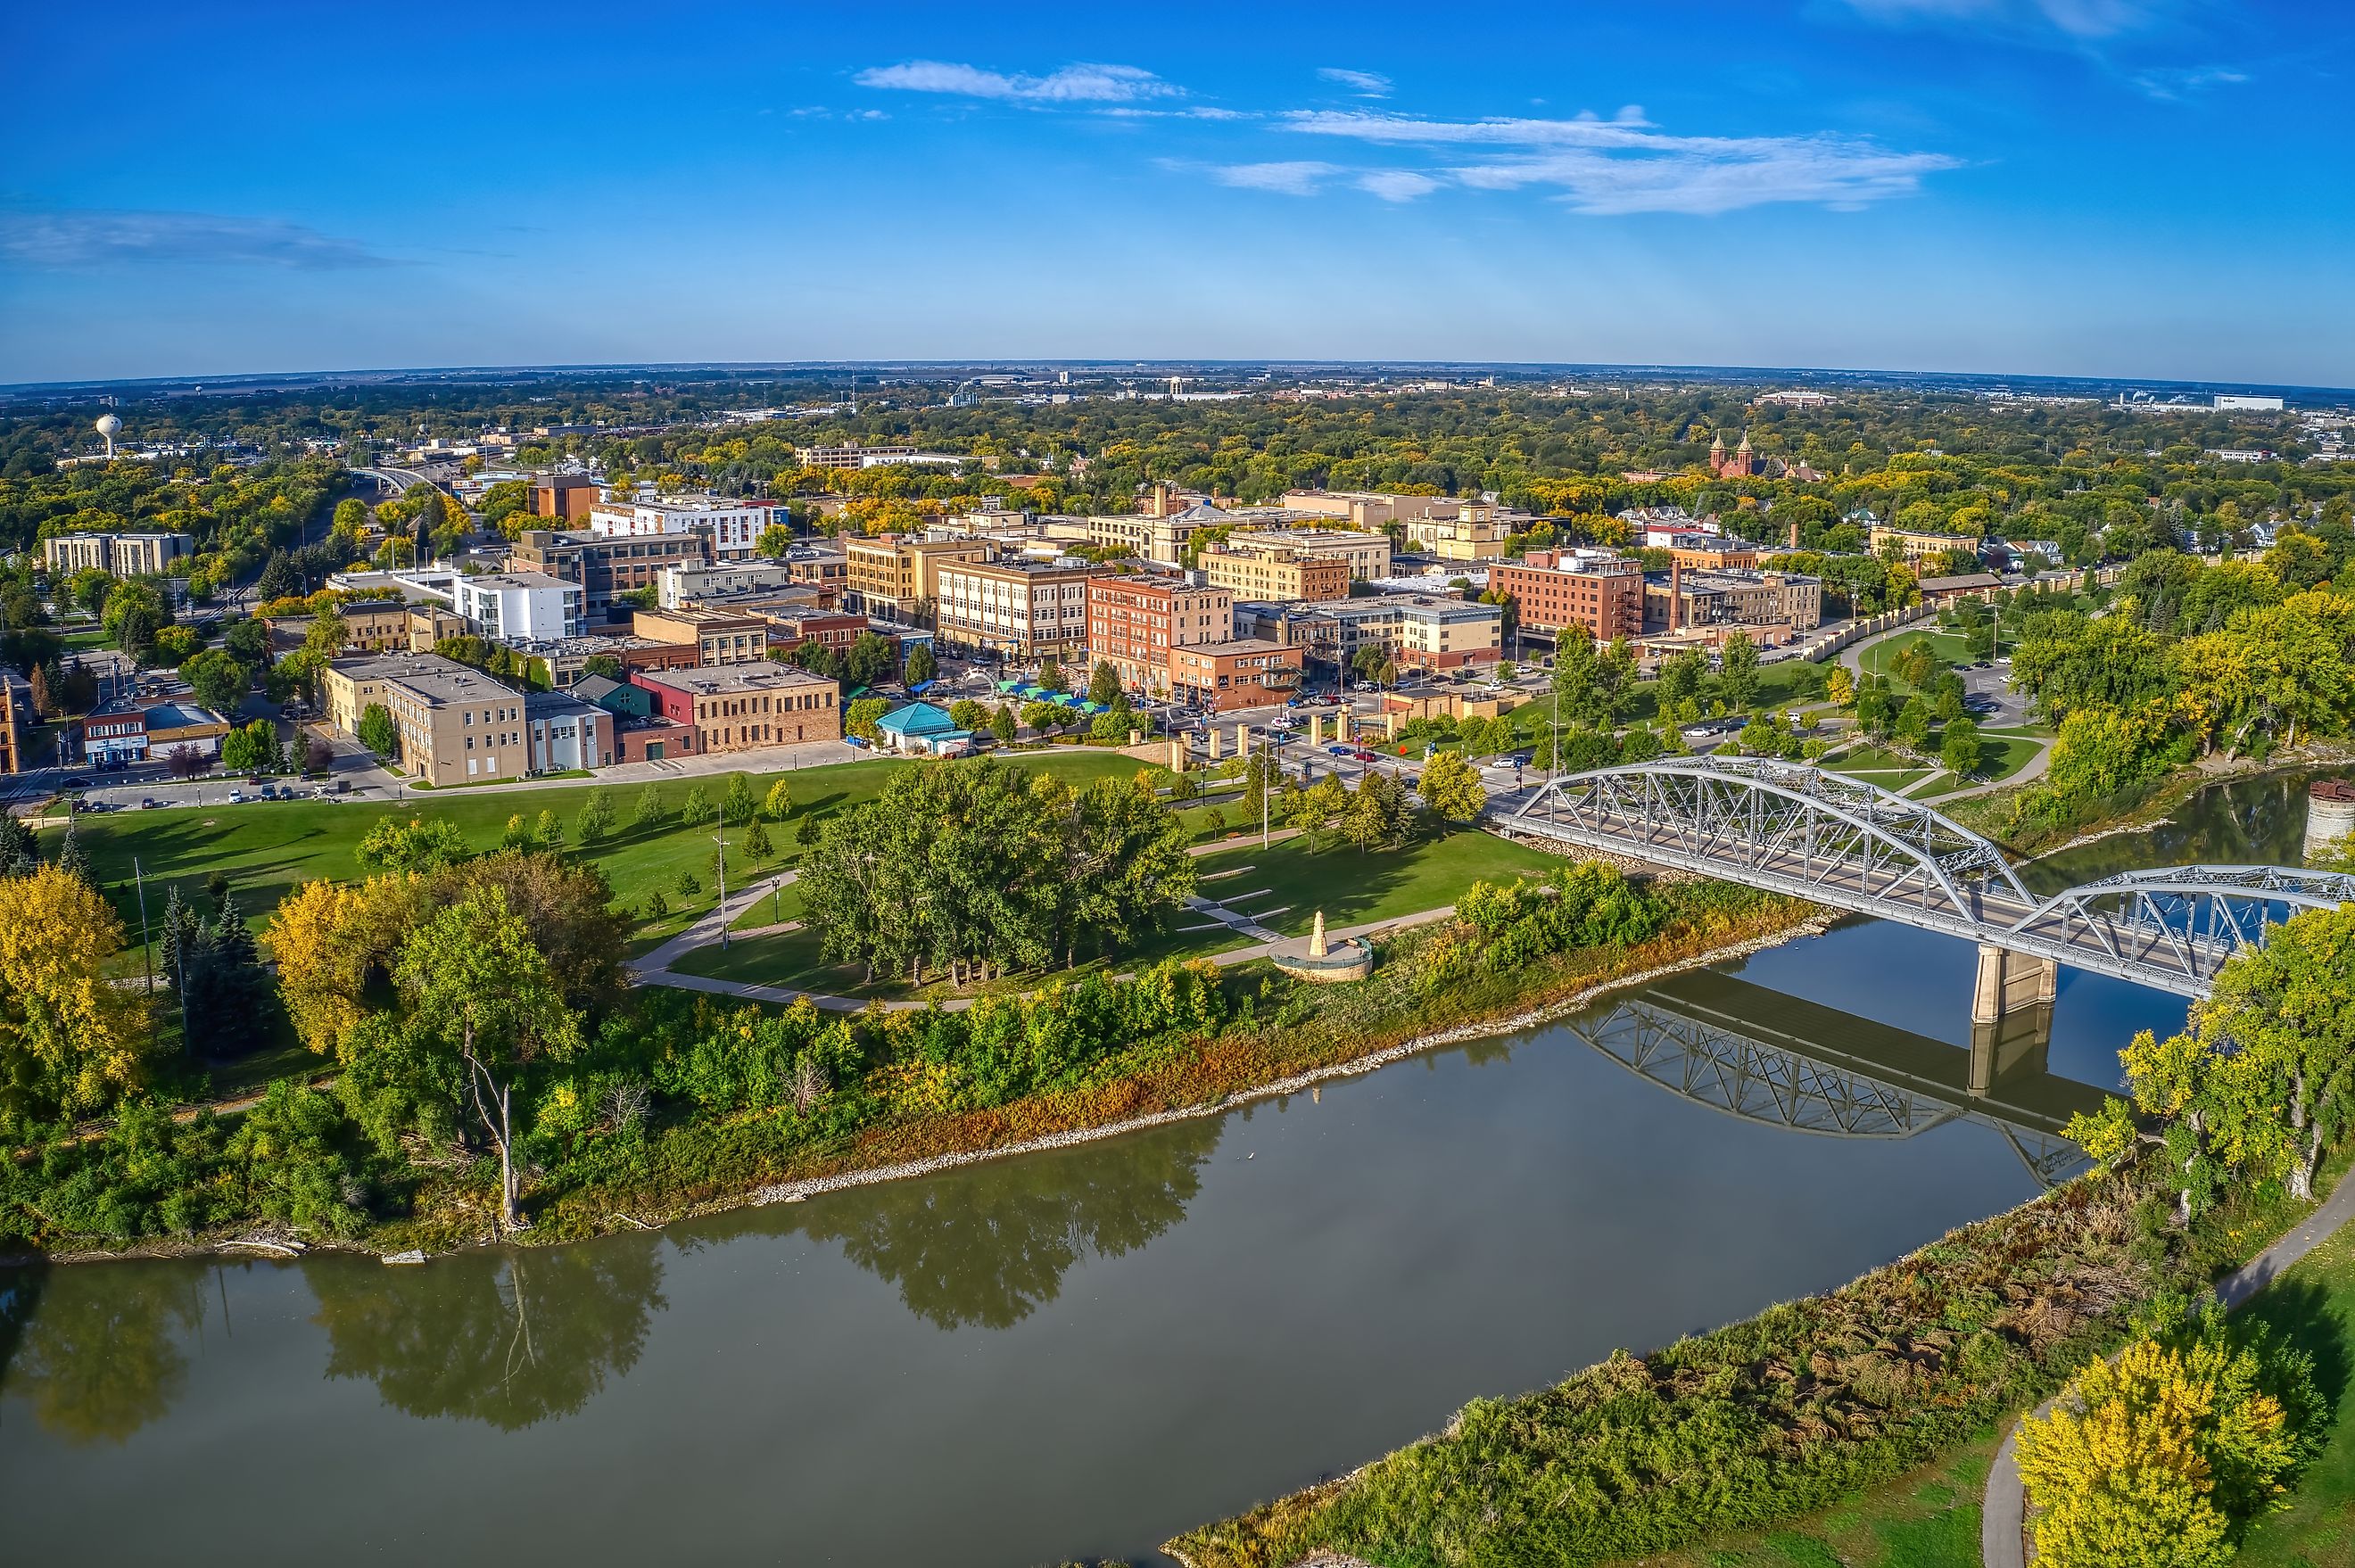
1825 746 1938 791
1916 735 2046 800
1857 629 1974 688
59 626 110 651
1497 657 1833 744
1189 828 1561 938
669 827 1562 999
2231 1220 2355 1568
50 750 1166 954
1633 1433 1994 1568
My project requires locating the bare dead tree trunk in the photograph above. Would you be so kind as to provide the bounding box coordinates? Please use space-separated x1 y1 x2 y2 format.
461 1018 522 1234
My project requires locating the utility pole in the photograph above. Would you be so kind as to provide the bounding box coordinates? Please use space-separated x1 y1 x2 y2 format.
715 813 730 952
133 857 157 1057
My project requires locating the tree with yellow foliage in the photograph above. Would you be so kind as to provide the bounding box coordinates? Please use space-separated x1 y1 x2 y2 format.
0 864 148 1119
266 874 426 1055
2017 1309 2314 1568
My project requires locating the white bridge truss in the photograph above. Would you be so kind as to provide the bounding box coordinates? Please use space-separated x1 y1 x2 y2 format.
1508 756 2355 998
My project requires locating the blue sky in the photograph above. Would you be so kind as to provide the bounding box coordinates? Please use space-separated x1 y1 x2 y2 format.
1 0 2347 386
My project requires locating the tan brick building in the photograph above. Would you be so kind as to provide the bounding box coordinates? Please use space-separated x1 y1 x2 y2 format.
1167 639 1303 712
1198 542 1351 603
631 661 841 755
933 557 1099 659
322 652 608 785
841 535 992 618
630 607 771 664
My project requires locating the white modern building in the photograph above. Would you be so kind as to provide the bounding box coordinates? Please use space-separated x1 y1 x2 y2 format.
451 572 584 642
524 690 612 771
657 559 803 610
2216 394 2286 411
586 495 783 561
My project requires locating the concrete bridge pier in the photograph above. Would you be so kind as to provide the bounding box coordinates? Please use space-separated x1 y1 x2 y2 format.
1970 944 2057 1096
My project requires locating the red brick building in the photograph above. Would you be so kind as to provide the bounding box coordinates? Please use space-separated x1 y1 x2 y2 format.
1167 639 1302 712
1487 549 1645 642
1087 576 1233 695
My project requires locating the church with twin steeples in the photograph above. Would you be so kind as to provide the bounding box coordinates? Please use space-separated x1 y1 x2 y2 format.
1708 429 1761 479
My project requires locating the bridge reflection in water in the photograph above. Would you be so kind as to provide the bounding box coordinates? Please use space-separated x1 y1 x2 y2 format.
1565 970 2106 1188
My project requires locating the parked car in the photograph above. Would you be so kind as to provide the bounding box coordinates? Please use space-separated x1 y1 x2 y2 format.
227 789 246 803
1508 750 1533 767
62 775 91 788
140 797 161 809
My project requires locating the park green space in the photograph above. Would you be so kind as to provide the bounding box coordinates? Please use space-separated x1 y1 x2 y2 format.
669 827 1564 998
1633 1437 1993 1568
1857 628 1976 686
2230 1219 2355 1568
1916 733 2045 798
51 749 1164 953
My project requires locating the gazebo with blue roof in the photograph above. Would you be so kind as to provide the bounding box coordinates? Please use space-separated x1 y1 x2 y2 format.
873 701 973 755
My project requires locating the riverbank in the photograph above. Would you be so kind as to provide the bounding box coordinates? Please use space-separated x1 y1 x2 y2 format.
1166 1156 2311 1568
8 886 1826 1267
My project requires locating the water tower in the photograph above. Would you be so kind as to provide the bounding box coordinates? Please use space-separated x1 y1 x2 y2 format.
95 413 120 458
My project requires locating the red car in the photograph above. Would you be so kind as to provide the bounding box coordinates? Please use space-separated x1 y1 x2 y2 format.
1350 747 1378 763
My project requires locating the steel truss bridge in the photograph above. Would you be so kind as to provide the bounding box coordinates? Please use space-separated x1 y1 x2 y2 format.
1506 756 2355 999
1567 971 2103 1187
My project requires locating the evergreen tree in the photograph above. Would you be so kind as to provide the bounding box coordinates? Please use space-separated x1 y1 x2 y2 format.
0 813 36 878
992 704 1019 746
54 821 90 886
161 885 203 990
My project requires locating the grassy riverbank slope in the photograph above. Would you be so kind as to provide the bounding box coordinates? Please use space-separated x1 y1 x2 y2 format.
1169 1165 2304 1568
4 870 1818 1262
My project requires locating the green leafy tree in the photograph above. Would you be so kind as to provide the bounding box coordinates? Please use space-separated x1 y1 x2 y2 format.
1939 716 1985 779
1087 659 1123 707
575 788 616 846
355 816 470 874
1342 772 1413 854
763 778 795 821
679 782 714 826
391 889 584 1233
991 704 1019 746
534 809 563 852
1417 749 1487 825
845 697 891 742
356 703 399 758
744 818 773 869
722 772 756 827
1718 632 1760 712
1036 656 1067 694
844 631 897 689
630 787 665 832
220 719 283 773
1892 697 1933 752
903 642 937 687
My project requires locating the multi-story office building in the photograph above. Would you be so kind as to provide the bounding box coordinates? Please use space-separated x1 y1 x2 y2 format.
840 534 992 619
1870 525 1979 564
1644 567 1824 636
451 572 584 643
657 559 801 610
1198 541 1351 603
42 531 196 578
586 495 782 561
1487 549 1646 642
933 557 1100 660
630 607 771 665
510 529 712 623
1086 576 1234 694
796 442 916 470
1223 527 1391 582
532 474 600 521
323 652 609 785
630 661 841 755
1392 595 1506 672
1399 506 1510 562
1166 640 1303 712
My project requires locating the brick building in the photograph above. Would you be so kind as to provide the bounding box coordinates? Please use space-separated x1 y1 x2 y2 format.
1167 640 1303 712
1086 576 1234 695
630 661 841 755
1487 549 1645 642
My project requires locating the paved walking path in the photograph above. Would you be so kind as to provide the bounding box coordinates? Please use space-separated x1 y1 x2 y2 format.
1981 1171 2355 1567
632 904 1457 1014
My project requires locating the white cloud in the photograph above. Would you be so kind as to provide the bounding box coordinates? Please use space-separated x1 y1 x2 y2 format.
1834 0 2180 37
855 60 1179 103
1211 161 1342 195
1318 67 1392 97
0 209 395 269
1280 109 1959 215
1356 169 1442 202
2130 63 2246 98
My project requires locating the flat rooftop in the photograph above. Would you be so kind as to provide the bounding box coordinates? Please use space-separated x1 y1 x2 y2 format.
634 659 839 696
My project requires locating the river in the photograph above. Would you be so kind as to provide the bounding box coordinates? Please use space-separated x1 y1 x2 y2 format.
0 770 2328 1565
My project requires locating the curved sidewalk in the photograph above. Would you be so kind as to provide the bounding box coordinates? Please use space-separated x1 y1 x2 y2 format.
1982 1171 2355 1566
